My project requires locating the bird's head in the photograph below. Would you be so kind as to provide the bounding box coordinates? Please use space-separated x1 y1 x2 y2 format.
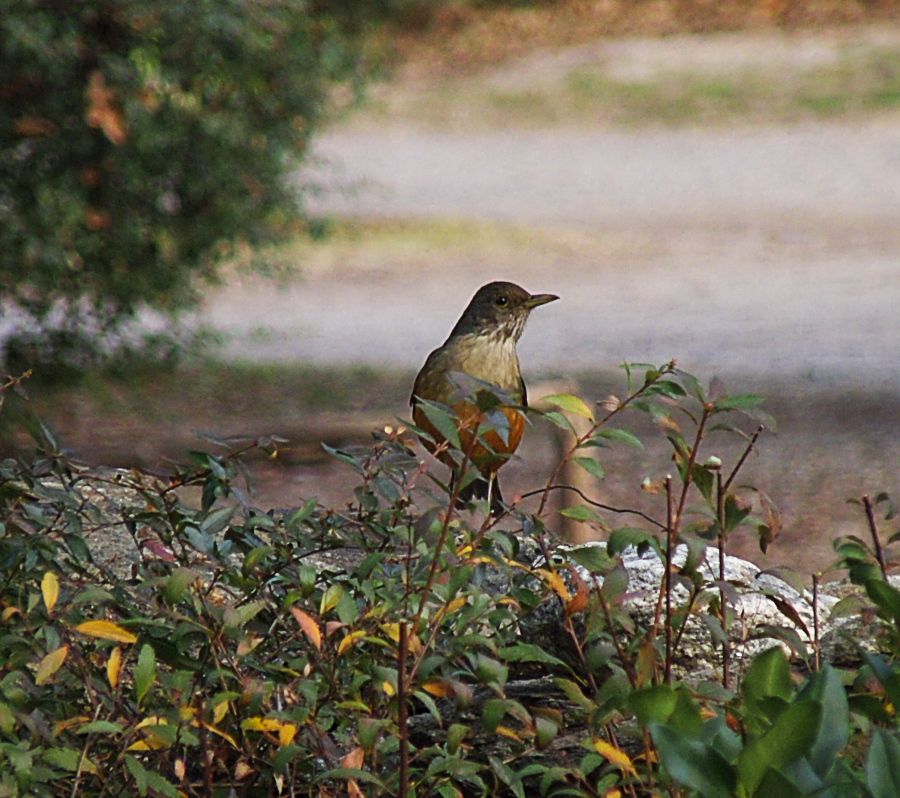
450 281 558 342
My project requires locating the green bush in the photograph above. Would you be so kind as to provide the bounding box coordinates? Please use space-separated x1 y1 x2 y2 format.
0 0 386 366
1 364 898 796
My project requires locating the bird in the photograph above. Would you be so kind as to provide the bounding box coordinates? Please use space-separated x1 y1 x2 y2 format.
410 281 558 514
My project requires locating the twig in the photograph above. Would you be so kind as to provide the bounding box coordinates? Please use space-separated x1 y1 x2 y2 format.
716 469 730 689
398 622 410 798
519 484 665 529
721 424 764 494
663 476 674 684
812 573 821 672
863 494 888 580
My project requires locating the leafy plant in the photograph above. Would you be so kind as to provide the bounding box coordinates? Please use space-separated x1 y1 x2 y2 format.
0 364 897 796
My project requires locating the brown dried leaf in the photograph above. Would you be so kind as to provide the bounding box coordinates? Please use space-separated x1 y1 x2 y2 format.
291 606 322 650
85 70 128 145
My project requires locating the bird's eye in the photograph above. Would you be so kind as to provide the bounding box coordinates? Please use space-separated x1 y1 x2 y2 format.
495 296 508 307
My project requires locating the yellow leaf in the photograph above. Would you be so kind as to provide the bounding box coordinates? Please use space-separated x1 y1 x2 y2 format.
75 620 137 644
291 607 322 650
445 597 468 615
107 647 122 689
537 569 572 603
135 716 169 729
379 624 423 654
212 699 230 725
278 722 297 747
2 606 22 622
126 736 170 751
54 715 91 734
422 681 449 698
381 680 395 697
35 645 68 685
540 393 594 420
200 721 239 749
234 760 254 780
594 739 637 775
242 717 282 733
41 572 59 612
241 717 295 746
496 725 521 740
337 630 366 655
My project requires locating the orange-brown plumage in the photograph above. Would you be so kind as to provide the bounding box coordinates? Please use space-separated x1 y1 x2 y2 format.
410 281 557 512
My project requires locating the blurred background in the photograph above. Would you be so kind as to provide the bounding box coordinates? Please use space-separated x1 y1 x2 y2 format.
3 1 898 572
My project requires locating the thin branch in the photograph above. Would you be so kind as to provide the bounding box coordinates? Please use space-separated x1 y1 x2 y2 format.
722 424 764 494
519 484 665 529
863 494 888 580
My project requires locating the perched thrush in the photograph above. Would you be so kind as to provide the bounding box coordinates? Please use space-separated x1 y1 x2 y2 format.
410 281 558 513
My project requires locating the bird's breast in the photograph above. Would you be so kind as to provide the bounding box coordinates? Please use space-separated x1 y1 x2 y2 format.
451 333 522 395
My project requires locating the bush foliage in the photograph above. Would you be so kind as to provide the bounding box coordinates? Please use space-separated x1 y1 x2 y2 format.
0 0 400 364
1 364 899 797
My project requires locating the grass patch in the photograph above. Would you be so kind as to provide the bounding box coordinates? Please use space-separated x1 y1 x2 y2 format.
364 42 900 129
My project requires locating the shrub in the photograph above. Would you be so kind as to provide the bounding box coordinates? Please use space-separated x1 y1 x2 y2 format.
0 0 385 366
1 364 898 796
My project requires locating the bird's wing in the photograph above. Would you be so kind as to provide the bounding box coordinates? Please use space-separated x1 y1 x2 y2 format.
519 373 527 408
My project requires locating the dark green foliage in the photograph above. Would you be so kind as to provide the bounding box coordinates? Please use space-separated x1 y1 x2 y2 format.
1 1 378 364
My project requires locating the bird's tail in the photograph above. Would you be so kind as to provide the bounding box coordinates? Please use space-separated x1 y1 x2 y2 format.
454 473 505 515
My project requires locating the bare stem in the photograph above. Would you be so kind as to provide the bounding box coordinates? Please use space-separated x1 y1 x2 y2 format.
519 484 665 529
716 469 731 689
812 573 821 672
863 494 888 580
664 476 674 684
722 424 764 494
398 622 410 798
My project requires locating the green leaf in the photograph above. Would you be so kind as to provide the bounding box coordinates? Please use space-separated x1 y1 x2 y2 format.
607 527 659 557
553 679 594 713
416 400 461 450
125 754 148 796
795 666 849 776
498 643 565 667
535 715 558 748
736 701 822 795
591 428 644 449
867 729 900 798
573 456 605 480
560 505 607 528
540 393 594 420
713 394 765 412
145 772 180 798
446 723 469 754
567 544 613 574
41 747 84 772
76 720 123 735
742 646 792 723
651 724 736 798
200 506 235 536
163 568 196 604
134 644 156 704
482 698 507 733
866 579 900 627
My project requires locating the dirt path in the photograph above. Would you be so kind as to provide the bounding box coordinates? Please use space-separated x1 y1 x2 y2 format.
207 115 900 387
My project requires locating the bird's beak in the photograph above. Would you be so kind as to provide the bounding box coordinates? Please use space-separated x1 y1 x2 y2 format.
524 293 559 309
